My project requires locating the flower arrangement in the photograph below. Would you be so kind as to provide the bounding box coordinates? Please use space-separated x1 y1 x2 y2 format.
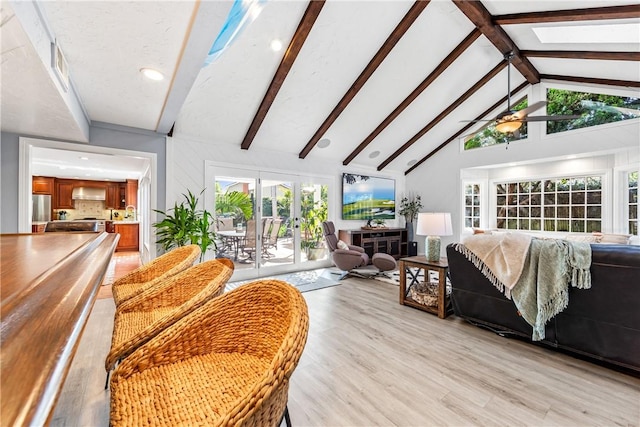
398 194 423 224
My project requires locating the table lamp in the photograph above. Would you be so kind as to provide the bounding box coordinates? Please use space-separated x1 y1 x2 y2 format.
416 212 453 262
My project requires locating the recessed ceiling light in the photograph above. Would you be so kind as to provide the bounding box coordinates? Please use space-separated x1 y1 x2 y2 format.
270 39 283 52
140 68 164 81
79 156 89 160
533 23 640 44
369 150 380 159
407 159 418 167
317 138 331 148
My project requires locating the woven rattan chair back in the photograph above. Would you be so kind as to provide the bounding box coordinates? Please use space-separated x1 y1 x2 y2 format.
111 245 200 306
110 279 309 427
105 258 234 372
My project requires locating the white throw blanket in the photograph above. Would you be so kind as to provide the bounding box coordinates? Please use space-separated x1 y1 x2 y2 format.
456 233 532 298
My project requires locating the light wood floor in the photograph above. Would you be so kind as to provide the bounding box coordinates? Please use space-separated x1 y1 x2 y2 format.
51 261 640 426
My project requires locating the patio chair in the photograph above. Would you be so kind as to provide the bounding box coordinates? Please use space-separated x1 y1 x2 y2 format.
111 245 200 306
239 219 257 260
264 218 282 257
109 279 309 427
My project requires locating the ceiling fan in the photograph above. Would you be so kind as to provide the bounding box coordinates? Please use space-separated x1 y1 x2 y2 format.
464 52 581 134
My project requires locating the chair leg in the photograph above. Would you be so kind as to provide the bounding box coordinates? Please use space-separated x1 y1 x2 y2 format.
278 405 292 427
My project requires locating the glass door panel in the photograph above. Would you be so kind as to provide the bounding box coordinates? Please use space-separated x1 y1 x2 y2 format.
300 180 329 263
260 173 295 269
213 168 258 273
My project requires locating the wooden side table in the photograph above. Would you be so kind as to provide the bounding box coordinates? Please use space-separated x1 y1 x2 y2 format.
399 256 450 319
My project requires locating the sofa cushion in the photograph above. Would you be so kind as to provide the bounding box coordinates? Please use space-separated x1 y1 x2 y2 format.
592 232 632 245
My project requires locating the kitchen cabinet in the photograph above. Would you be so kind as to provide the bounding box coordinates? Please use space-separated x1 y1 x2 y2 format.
54 180 75 209
126 179 138 208
105 183 121 209
32 176 54 195
114 223 139 252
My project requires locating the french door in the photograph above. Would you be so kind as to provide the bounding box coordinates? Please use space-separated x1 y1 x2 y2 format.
208 165 331 280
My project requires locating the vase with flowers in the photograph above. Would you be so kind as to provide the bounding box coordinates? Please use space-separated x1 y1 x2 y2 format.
398 194 423 243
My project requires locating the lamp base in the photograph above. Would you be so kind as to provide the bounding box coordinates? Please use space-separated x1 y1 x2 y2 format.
425 235 441 262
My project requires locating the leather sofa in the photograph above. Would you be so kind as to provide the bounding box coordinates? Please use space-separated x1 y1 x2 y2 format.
446 242 640 373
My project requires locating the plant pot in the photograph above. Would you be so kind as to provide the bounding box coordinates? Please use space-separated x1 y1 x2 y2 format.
307 247 327 260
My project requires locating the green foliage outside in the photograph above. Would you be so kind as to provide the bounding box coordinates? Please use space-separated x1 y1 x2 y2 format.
153 189 216 261
215 188 253 224
300 185 328 251
464 98 528 150
546 89 640 134
464 90 639 150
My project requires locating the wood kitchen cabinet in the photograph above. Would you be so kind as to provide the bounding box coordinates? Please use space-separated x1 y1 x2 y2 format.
32 176 54 195
105 183 121 209
114 223 139 252
54 180 75 209
125 179 138 208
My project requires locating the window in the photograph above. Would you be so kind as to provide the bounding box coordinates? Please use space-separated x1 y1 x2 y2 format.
629 171 638 235
496 175 602 233
547 89 640 134
464 98 528 150
464 184 481 228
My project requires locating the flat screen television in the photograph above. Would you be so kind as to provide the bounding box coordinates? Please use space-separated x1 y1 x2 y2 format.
342 173 395 220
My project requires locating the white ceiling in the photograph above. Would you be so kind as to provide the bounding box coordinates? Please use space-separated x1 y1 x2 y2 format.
31 147 150 181
2 0 639 177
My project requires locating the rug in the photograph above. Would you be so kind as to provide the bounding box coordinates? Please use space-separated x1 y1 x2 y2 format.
226 269 340 293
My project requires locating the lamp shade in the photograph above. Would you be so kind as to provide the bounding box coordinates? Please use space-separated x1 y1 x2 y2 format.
416 212 453 237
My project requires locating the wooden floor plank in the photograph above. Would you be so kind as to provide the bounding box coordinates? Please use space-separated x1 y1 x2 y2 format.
51 267 640 426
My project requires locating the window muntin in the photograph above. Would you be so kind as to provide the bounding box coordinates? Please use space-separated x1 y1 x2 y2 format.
496 176 602 233
629 171 638 235
464 184 481 228
547 89 640 135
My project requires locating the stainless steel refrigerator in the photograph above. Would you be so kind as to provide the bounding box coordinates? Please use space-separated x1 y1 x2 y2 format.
32 194 52 222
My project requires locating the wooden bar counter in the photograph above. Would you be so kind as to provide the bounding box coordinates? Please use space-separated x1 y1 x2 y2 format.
1 232 119 426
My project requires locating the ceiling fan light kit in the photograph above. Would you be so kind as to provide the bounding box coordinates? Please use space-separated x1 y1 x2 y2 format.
495 120 522 133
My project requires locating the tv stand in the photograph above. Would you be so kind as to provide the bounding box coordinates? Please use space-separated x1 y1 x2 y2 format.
339 228 408 261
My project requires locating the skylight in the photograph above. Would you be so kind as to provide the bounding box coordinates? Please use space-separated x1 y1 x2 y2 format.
532 23 640 44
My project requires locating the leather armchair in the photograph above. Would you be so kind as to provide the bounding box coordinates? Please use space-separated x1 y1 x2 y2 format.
322 221 369 279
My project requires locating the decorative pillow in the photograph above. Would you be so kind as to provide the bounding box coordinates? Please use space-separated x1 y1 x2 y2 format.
593 232 632 245
337 240 349 250
565 233 601 243
472 228 492 235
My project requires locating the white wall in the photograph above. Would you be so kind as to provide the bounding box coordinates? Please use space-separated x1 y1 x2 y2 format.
407 119 640 254
166 136 406 233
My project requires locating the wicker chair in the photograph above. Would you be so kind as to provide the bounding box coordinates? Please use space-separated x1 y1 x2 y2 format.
105 258 234 373
111 245 200 306
110 279 309 427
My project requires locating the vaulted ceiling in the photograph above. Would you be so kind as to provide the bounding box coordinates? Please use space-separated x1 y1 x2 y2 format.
2 0 639 176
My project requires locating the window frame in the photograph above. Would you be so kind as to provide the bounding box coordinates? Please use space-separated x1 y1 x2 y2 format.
489 169 612 234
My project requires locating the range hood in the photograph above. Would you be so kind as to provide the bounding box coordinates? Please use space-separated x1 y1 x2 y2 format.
72 187 106 201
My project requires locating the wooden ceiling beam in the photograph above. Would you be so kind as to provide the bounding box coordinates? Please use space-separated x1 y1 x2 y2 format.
342 28 481 166
298 1 430 159
453 0 540 84
405 81 529 175
241 1 325 150
494 5 640 25
522 50 640 61
541 74 640 88
377 61 506 171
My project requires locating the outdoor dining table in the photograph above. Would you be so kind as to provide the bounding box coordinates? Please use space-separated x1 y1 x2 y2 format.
217 230 245 260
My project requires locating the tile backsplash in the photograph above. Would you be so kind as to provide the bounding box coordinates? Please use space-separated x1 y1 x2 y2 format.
54 200 128 220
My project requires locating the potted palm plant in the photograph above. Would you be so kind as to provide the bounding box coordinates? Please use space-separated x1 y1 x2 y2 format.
153 189 216 261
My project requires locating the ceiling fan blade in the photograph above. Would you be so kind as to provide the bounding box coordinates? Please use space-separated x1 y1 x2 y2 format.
522 114 582 122
514 101 547 119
